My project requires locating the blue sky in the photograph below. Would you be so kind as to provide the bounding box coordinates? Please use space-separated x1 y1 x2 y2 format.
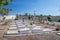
5 0 60 16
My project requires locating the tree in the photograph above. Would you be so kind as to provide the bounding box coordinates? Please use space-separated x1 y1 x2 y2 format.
0 0 13 21
39 14 44 23
0 0 13 15
0 8 12 15
58 20 60 22
40 14 43 16
28 14 33 20
24 13 28 16
48 15 51 16
47 16 53 22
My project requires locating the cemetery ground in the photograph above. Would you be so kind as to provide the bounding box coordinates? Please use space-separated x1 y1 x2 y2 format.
0 20 60 40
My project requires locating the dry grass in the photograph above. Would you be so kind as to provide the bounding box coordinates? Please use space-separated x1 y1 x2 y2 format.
26 35 38 40
3 33 60 40
0 21 11 40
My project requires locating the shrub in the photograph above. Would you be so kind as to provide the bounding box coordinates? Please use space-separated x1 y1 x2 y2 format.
58 20 60 22
30 22 33 25
55 27 59 31
22 18 24 22
15 18 18 20
47 17 53 22
33 22 34 24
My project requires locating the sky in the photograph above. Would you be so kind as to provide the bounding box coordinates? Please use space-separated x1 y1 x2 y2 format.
5 0 60 16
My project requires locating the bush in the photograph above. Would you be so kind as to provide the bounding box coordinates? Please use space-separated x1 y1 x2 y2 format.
15 18 18 20
30 22 33 25
55 27 59 31
58 20 60 22
47 17 53 22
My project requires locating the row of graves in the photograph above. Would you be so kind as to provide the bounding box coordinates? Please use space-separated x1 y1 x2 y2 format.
4 20 53 38
44 21 60 26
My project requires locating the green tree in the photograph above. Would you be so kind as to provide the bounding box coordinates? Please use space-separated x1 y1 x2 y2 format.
0 0 13 21
0 0 13 15
47 16 53 22
28 14 33 20
0 8 12 15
